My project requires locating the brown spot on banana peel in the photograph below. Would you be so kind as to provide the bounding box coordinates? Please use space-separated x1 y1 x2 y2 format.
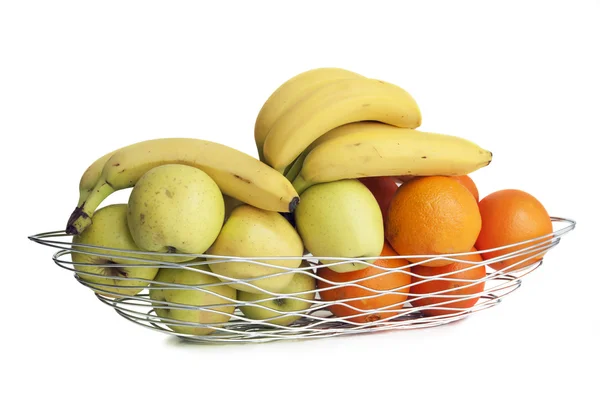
232 174 252 184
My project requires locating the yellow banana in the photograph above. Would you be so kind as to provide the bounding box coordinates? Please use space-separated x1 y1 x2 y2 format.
254 67 363 161
292 122 492 193
283 122 357 182
66 138 299 235
263 78 422 172
76 150 117 207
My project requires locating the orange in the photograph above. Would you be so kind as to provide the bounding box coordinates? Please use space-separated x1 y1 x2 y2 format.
359 177 398 221
395 175 479 202
449 175 479 201
410 248 486 317
476 189 553 272
385 176 482 267
317 242 411 323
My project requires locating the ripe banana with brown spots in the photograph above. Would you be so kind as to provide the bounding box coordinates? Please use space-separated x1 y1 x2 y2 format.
67 138 299 235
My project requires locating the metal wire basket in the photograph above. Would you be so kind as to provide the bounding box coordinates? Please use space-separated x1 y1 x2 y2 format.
30 217 575 343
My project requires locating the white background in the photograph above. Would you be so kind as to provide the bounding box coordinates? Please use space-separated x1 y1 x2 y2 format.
2 1 598 399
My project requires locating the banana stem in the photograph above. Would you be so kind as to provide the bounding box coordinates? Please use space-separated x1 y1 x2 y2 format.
76 150 118 207
76 190 89 208
66 179 115 235
292 175 314 195
284 151 309 183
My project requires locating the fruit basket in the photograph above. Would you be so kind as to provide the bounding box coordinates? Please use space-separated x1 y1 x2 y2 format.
31 67 577 344
30 216 574 344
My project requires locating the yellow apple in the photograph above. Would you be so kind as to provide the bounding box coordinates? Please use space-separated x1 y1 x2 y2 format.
238 265 316 326
149 264 237 336
127 164 224 259
71 204 161 297
208 205 304 294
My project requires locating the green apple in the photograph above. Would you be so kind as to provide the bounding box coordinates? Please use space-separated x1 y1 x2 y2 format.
71 204 161 297
149 264 237 336
127 164 224 259
295 179 384 273
208 205 304 294
238 265 316 326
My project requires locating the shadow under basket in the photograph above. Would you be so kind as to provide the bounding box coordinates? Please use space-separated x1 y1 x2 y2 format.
30 217 575 344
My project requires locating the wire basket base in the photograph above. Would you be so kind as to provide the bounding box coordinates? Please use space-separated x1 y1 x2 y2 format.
97 264 527 344
30 217 575 344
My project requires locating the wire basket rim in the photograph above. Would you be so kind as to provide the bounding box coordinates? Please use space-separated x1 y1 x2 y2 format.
28 216 576 262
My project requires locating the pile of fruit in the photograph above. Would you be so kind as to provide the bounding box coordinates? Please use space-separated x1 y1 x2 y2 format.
65 67 555 336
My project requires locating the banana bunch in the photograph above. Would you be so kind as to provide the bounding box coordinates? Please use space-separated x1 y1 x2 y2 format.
66 138 299 235
255 68 492 192
68 67 492 235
